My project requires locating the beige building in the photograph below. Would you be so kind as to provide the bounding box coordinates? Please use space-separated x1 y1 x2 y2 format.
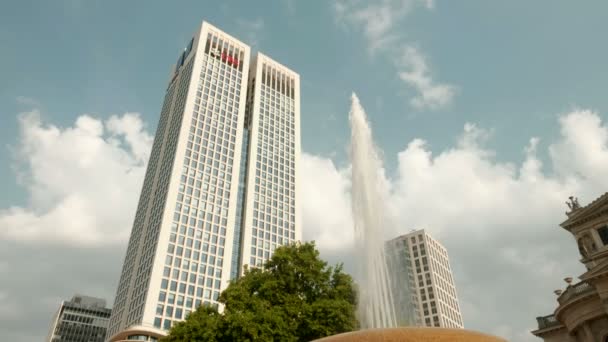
387 229 464 328
532 194 608 341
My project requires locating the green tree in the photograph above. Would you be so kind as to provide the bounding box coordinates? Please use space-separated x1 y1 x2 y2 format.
163 242 358 341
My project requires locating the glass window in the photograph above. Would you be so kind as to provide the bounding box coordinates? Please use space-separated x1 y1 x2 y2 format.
598 226 608 245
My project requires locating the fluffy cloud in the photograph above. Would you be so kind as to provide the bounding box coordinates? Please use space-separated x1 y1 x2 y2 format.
549 109 608 184
15 96 40 107
299 104 608 340
2 105 607 341
334 0 433 52
0 110 151 341
396 46 456 110
236 18 265 49
333 1 455 110
301 154 354 253
0 111 151 245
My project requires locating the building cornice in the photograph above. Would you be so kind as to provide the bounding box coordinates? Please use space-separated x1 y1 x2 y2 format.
580 257 608 282
554 287 603 333
561 192 608 230
531 324 567 337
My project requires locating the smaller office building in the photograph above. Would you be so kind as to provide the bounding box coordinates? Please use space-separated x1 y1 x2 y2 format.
46 294 111 342
386 229 464 328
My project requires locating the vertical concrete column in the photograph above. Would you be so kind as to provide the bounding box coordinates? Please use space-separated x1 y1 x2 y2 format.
581 323 594 342
591 277 608 315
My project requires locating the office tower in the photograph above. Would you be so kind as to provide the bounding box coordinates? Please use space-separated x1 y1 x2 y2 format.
105 21 300 340
386 229 464 329
239 53 301 269
46 295 111 342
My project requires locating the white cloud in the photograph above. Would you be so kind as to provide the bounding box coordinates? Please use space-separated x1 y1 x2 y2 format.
301 154 354 253
3 103 607 340
16 96 39 107
300 101 608 340
0 111 151 246
333 1 455 110
549 109 608 185
334 0 433 52
397 46 456 110
236 18 265 48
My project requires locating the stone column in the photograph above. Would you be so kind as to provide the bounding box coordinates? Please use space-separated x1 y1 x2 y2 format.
592 277 608 315
581 323 594 342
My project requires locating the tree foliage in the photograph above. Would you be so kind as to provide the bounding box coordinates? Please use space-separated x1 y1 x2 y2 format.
163 242 358 341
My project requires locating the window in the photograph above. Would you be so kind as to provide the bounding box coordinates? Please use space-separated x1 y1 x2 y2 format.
598 226 608 245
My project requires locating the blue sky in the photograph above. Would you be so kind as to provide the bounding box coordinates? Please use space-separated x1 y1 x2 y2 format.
4 1 607 201
2 1 608 341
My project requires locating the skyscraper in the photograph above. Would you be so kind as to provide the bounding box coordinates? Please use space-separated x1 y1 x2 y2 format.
106 21 300 340
386 229 464 329
46 295 111 342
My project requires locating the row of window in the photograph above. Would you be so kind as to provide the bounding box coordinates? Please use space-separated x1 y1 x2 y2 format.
112 53 197 335
411 240 458 304
126 334 158 341
417 274 460 325
245 75 297 268
260 62 296 99
53 322 106 342
230 127 250 279
409 238 462 328
204 32 246 72
155 47 245 320
61 313 102 325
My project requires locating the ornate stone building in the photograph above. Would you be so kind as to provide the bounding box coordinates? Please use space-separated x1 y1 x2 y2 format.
532 194 608 341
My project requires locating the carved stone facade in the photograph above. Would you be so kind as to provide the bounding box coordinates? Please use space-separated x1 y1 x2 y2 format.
532 193 608 342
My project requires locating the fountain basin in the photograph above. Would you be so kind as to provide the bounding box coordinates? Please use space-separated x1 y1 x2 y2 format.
312 327 506 342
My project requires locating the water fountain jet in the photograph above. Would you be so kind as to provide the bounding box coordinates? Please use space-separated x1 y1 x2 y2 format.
349 93 397 329
317 93 507 342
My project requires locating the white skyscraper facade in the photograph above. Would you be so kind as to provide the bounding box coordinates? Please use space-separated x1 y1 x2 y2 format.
386 229 464 329
239 53 301 269
106 21 300 340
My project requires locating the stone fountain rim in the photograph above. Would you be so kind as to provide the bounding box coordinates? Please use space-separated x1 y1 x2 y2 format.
312 326 506 341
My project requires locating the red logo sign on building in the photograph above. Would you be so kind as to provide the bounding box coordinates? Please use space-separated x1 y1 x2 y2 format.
221 52 239 67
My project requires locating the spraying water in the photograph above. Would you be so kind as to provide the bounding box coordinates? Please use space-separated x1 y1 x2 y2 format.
349 93 397 329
